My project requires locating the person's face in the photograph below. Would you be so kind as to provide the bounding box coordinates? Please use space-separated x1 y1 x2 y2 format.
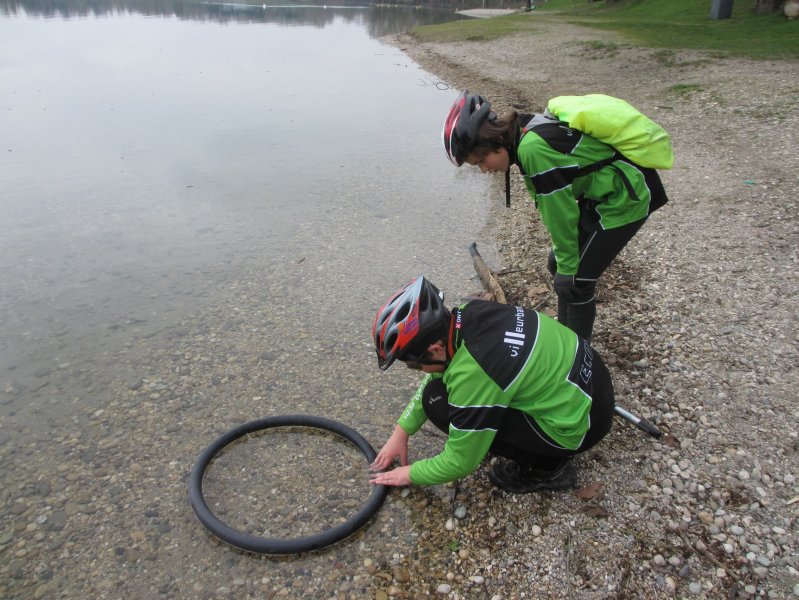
466 147 509 173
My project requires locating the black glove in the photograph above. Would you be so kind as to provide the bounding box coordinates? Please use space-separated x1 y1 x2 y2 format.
546 250 557 277
554 272 580 302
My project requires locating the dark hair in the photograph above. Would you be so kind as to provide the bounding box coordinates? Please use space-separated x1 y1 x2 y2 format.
470 110 519 160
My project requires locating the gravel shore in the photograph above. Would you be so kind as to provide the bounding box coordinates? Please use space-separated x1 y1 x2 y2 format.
384 18 799 600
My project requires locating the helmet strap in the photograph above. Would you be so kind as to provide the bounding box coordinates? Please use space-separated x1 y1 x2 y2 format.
418 358 449 367
446 309 462 359
505 169 511 208
504 115 523 208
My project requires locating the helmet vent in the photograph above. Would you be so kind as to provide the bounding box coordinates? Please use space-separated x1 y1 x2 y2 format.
385 332 398 353
394 302 410 322
418 291 430 312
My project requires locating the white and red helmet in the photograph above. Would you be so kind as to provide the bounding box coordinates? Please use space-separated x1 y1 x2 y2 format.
442 90 495 166
373 276 450 371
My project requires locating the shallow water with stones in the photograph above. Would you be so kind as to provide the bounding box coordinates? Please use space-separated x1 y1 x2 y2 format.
0 3 505 597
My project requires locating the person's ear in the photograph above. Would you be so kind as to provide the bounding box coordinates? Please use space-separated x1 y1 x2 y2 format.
427 340 446 358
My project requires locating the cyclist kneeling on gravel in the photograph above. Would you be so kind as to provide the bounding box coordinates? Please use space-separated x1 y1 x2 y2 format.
369 276 615 493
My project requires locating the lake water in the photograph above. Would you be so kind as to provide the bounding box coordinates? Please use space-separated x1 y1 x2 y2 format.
0 0 497 413
0 1 504 597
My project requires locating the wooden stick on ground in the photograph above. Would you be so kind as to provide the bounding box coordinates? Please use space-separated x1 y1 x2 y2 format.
677 529 741 584
468 242 507 304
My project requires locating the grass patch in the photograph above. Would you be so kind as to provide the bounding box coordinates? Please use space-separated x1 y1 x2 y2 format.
537 0 798 58
653 49 679 66
583 39 620 51
413 13 541 43
668 83 703 97
652 49 709 68
578 39 623 58
413 0 798 60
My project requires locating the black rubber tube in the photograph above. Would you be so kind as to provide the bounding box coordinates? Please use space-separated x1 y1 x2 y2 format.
188 415 388 554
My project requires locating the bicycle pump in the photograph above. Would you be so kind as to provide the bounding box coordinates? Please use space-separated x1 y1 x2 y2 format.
614 405 662 438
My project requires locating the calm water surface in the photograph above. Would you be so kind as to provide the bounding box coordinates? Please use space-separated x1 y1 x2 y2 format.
0 0 495 409
0 1 503 596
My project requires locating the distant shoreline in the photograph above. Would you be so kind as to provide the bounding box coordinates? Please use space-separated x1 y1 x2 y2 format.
455 8 518 18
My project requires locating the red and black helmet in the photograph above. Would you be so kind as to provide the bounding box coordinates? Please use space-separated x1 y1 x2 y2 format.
373 276 450 371
442 90 495 166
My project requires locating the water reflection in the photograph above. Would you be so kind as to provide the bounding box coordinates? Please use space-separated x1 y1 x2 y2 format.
0 3 499 597
0 0 506 36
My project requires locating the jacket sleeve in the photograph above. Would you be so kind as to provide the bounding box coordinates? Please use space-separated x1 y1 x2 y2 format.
396 373 439 436
409 428 498 485
537 188 581 275
517 135 582 275
408 363 509 485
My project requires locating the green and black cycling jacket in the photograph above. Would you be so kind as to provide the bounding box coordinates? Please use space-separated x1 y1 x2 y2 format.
517 120 652 275
397 300 595 486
